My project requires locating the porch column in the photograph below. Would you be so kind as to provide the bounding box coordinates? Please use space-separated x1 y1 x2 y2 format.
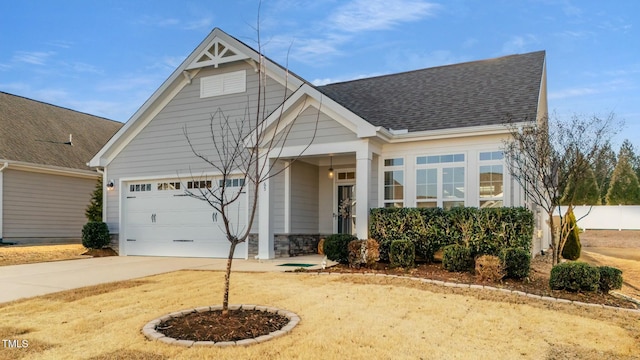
356 147 371 240
258 157 275 259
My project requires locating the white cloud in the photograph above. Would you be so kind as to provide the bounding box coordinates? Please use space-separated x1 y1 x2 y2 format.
549 86 599 100
329 0 439 32
311 71 384 86
12 51 56 65
184 17 213 31
501 35 539 54
135 14 212 31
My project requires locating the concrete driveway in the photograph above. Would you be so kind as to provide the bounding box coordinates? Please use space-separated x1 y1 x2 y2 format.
0 255 330 304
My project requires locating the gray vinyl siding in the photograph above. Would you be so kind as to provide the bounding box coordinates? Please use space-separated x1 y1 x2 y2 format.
3 169 96 240
106 62 289 233
290 161 319 233
281 107 357 147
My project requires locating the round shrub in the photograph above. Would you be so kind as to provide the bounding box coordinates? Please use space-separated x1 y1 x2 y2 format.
598 266 623 293
500 247 531 279
323 234 357 264
475 255 505 282
390 240 415 268
82 221 110 249
442 244 472 272
561 208 581 260
549 261 600 292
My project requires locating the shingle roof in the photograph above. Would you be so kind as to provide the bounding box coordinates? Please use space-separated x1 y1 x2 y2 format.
0 91 123 170
318 51 545 132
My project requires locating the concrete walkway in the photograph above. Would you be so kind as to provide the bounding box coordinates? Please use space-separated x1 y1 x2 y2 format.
0 255 331 304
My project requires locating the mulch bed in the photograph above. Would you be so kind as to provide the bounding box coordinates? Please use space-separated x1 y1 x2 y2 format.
316 252 639 309
82 247 118 257
156 309 290 342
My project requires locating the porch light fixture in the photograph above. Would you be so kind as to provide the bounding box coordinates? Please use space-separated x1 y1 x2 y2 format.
328 156 334 179
106 180 115 191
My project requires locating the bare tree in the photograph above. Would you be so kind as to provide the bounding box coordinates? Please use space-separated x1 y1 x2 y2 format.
503 113 620 265
181 28 321 315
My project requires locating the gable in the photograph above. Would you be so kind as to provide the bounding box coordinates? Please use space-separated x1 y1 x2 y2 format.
186 38 249 70
276 106 358 147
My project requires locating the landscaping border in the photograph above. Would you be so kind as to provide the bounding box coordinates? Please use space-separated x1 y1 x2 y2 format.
142 304 300 347
307 272 640 313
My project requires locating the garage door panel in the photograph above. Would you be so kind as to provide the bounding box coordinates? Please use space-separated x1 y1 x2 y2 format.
123 179 248 258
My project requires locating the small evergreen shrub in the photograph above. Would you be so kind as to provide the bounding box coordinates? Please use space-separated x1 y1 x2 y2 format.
82 222 110 249
85 177 103 222
500 247 531 279
323 234 357 264
549 262 600 292
561 208 581 260
389 240 415 268
598 266 623 293
442 244 472 272
475 255 504 282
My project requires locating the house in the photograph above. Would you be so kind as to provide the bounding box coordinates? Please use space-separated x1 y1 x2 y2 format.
0 91 122 244
89 28 548 259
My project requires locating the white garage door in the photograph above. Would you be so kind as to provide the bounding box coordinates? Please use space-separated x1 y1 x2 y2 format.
122 178 248 258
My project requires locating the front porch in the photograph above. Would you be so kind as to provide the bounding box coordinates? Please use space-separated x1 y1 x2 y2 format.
256 151 380 259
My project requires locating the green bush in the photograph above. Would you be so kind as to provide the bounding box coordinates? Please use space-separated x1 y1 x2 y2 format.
323 234 357 264
500 247 531 279
370 207 533 263
82 222 110 249
389 240 415 268
598 266 623 293
561 208 581 260
442 244 472 272
549 262 600 292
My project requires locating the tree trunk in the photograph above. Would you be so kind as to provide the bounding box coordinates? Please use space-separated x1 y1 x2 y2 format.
548 212 559 265
222 240 238 316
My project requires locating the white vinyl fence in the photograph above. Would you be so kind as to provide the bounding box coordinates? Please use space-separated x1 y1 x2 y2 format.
570 205 640 230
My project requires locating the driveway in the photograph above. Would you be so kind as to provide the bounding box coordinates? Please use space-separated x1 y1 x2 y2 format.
0 255 329 303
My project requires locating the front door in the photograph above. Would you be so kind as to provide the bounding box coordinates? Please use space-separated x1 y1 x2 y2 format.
337 184 356 235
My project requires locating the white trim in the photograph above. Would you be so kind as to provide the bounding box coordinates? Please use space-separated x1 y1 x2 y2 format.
0 162 6 240
0 159 98 179
284 161 291 233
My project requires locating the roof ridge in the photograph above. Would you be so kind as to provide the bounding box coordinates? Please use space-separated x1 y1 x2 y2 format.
319 50 546 88
0 90 121 124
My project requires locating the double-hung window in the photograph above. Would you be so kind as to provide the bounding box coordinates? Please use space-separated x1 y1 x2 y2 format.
479 151 504 208
416 154 465 209
383 158 404 208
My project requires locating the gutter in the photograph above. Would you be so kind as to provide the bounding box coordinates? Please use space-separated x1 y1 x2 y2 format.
0 162 7 172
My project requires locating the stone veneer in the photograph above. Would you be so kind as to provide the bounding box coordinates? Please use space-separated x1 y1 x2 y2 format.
249 233 327 258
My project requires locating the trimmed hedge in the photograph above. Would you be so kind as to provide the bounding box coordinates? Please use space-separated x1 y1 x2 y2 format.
549 262 600 292
390 240 415 268
598 266 623 293
442 244 472 272
500 247 531 279
323 234 357 264
82 222 110 249
370 207 534 262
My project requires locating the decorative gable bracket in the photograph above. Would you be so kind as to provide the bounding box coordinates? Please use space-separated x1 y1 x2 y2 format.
186 39 249 70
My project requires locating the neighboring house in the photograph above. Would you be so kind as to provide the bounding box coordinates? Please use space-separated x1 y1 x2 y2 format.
89 28 548 259
0 92 122 244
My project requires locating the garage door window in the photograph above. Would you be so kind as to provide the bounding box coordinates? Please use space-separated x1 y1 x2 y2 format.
187 180 212 189
158 182 181 190
219 178 245 187
130 184 151 192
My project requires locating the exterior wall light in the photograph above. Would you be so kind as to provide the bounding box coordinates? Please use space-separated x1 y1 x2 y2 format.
106 180 115 191
328 156 334 179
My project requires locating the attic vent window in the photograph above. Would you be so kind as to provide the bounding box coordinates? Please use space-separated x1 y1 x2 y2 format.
200 70 246 98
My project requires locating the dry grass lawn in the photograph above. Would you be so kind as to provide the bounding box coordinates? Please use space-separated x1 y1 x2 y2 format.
0 244 87 266
581 248 640 300
1 271 639 360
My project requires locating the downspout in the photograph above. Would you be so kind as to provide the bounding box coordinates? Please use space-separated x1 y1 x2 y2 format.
0 162 8 243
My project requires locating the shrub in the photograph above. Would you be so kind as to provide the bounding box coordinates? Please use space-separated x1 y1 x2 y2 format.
323 234 357 264
561 208 581 260
82 222 110 249
364 239 380 267
475 255 504 282
348 239 380 268
85 177 103 222
598 266 623 293
389 240 415 268
317 238 325 255
549 262 600 292
442 244 472 272
500 247 531 279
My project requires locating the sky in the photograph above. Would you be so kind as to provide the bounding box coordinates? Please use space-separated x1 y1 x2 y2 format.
1 0 638 150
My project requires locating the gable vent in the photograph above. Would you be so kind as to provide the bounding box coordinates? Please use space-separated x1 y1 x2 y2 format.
200 70 246 98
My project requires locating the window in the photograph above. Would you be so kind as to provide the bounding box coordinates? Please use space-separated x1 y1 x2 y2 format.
479 151 504 208
337 171 355 180
218 178 246 188
416 154 465 209
129 183 151 192
383 158 404 207
157 182 181 191
187 180 212 189
200 70 246 98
